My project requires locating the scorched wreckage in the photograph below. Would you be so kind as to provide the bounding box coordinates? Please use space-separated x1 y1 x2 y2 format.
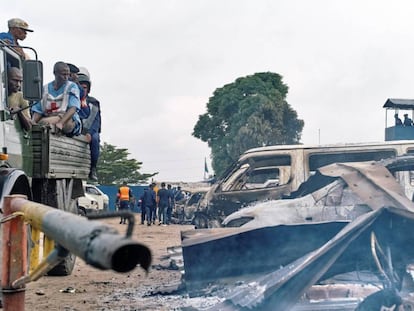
192 99 414 230
5 26 414 310
181 155 414 310
176 101 414 310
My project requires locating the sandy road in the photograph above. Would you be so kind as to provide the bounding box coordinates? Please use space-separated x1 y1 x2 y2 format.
22 217 199 311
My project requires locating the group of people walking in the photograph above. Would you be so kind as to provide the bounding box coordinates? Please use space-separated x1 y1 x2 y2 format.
116 182 184 226
140 182 184 226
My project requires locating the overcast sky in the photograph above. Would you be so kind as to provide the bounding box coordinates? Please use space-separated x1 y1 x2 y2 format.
3 1 414 182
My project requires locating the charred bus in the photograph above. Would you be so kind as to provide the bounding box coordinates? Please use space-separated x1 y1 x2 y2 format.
194 140 414 228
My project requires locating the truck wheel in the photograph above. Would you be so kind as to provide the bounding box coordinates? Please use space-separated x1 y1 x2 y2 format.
31 179 80 276
47 253 76 276
47 199 78 276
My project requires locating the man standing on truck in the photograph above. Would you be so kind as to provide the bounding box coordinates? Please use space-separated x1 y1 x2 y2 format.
67 63 86 100
31 62 82 137
118 181 133 224
77 68 102 181
0 18 33 60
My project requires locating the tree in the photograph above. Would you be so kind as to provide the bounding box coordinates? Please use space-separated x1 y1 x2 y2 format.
97 142 157 185
193 72 304 177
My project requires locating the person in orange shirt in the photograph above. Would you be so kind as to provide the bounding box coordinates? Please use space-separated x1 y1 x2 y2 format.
117 181 133 224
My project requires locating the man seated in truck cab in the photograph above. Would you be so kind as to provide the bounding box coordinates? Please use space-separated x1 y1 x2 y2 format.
31 61 81 136
7 67 31 130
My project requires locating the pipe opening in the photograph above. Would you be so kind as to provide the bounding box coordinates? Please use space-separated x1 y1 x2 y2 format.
111 243 152 273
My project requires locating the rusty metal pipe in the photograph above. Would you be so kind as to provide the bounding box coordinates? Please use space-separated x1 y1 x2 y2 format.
8 196 151 274
2 196 28 311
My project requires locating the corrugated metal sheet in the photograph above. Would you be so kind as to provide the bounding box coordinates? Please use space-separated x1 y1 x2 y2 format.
31 126 90 179
383 98 414 109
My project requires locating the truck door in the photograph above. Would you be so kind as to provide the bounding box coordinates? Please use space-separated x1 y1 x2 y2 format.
2 50 30 169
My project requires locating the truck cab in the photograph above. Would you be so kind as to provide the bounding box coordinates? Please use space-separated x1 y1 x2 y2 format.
0 43 35 172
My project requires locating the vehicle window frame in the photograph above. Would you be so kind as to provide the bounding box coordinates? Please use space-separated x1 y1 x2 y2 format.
308 149 397 173
3 50 22 110
86 186 100 196
220 154 292 192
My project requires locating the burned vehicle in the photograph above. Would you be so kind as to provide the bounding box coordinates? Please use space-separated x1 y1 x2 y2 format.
172 187 209 224
181 155 414 310
193 141 414 228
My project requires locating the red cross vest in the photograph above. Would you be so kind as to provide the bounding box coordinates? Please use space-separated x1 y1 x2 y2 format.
40 82 72 116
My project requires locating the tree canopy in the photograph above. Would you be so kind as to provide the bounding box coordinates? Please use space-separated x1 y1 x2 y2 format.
97 142 157 185
193 72 304 177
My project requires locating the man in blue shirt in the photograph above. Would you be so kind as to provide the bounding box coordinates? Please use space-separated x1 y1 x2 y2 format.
32 62 81 137
0 18 33 59
143 184 156 226
166 184 174 224
77 68 102 181
157 182 170 225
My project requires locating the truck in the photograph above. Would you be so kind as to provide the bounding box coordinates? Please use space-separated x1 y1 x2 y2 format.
0 41 91 275
77 183 109 215
77 191 99 215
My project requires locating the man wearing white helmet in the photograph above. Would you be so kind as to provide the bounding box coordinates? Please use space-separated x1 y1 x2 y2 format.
78 67 90 78
77 68 102 181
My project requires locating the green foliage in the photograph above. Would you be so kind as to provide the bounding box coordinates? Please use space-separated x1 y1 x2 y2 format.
97 142 157 185
193 72 304 176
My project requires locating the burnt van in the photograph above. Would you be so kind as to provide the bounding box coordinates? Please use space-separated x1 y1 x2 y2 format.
193 141 414 228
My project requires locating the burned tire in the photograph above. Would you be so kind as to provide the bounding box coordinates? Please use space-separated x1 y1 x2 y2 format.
192 213 209 229
208 219 221 228
47 253 76 276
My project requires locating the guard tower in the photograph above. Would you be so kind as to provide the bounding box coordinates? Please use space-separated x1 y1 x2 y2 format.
383 98 414 141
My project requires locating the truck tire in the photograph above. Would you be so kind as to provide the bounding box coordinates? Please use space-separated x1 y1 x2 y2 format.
47 252 76 276
31 179 82 276
46 198 78 276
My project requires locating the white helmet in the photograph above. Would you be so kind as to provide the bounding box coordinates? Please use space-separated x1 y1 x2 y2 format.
78 66 90 80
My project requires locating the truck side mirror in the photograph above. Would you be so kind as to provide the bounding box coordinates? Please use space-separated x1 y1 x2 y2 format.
23 60 43 101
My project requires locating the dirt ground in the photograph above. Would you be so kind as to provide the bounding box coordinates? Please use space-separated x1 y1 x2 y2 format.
22 216 218 311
